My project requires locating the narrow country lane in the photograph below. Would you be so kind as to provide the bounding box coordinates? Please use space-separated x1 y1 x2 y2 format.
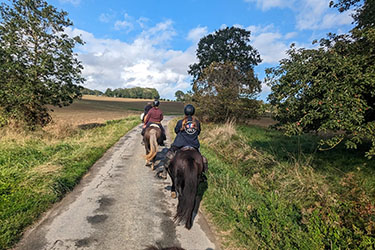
14 117 218 250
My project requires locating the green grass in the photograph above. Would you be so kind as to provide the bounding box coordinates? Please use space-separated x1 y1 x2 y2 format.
0 116 140 249
199 122 375 249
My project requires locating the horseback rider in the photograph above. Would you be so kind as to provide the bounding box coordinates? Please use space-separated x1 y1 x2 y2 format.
142 100 166 146
158 104 208 179
142 102 152 123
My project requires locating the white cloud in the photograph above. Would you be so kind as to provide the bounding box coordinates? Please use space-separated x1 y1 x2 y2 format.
244 0 293 11
252 32 289 64
284 31 297 39
99 11 116 23
64 22 197 99
114 13 134 32
59 0 81 5
137 17 150 29
245 0 353 31
187 26 208 43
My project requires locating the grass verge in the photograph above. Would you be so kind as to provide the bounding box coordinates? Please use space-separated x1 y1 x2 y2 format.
0 115 140 249
179 120 375 249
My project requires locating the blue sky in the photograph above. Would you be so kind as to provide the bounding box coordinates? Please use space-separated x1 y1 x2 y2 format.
5 0 356 100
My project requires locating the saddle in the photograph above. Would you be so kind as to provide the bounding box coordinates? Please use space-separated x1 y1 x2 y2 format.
149 123 160 128
180 146 197 151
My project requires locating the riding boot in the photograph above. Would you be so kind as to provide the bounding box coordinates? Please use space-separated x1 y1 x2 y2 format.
202 155 208 173
158 149 175 179
200 155 208 182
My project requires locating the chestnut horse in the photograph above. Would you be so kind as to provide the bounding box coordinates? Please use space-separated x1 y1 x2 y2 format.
143 124 162 170
167 147 204 229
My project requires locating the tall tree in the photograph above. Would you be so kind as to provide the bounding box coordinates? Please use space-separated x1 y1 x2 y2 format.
188 26 262 121
0 0 84 127
267 0 375 157
174 90 185 102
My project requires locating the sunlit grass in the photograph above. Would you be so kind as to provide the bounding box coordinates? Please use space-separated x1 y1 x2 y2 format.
0 116 140 249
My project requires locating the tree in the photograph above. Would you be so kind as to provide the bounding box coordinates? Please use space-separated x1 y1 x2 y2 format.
194 62 261 122
267 0 375 157
175 90 185 102
189 26 261 82
0 0 84 127
188 26 262 122
104 88 113 97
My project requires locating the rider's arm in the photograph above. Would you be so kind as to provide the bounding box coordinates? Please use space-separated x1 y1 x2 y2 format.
196 120 201 135
174 120 182 134
144 110 151 124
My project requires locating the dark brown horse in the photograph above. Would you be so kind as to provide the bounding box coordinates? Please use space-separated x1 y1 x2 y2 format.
143 124 162 170
167 147 204 229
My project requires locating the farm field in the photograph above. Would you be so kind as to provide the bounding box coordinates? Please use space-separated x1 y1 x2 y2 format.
49 95 184 127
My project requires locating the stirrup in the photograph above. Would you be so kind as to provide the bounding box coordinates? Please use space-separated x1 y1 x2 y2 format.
157 170 167 179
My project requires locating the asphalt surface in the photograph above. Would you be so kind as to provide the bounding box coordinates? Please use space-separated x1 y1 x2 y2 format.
14 117 219 250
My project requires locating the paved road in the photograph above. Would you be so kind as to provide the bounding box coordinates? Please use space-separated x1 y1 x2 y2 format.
15 117 218 250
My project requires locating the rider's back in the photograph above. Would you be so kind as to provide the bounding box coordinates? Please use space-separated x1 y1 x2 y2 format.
172 117 201 149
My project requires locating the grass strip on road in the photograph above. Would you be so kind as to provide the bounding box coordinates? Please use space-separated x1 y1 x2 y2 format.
0 116 140 249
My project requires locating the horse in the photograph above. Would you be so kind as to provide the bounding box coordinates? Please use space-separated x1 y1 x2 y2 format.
143 124 162 170
167 147 204 229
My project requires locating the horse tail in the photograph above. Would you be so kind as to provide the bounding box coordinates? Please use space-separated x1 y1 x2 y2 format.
175 157 199 229
145 129 158 161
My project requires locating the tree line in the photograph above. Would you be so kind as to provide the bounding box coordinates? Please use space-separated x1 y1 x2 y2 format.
103 87 160 99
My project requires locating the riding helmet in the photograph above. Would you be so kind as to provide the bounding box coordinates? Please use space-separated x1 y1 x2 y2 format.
184 104 195 116
153 100 160 107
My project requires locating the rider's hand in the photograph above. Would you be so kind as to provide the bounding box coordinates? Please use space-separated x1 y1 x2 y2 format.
142 124 146 128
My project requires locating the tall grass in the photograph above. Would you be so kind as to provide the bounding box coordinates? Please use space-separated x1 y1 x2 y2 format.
0 116 140 249
195 121 375 249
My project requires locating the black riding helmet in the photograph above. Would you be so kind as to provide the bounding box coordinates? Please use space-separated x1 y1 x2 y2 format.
184 104 195 116
153 100 160 107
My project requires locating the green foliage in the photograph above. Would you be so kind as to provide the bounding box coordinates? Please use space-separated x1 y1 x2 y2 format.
0 0 84 128
103 87 160 99
188 26 262 122
0 116 140 249
266 1 375 157
81 88 103 96
188 26 261 82
193 62 261 122
174 90 185 102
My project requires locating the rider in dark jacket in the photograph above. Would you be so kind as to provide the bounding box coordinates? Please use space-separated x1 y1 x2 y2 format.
158 104 208 179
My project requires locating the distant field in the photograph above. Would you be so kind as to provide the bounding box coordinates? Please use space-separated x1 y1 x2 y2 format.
49 95 184 127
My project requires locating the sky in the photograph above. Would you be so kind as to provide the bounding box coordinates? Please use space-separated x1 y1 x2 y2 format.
4 0 356 101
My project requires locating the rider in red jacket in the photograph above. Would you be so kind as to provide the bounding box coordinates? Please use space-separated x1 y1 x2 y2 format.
142 100 166 145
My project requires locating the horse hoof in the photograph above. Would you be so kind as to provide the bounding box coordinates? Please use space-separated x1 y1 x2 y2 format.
171 191 177 199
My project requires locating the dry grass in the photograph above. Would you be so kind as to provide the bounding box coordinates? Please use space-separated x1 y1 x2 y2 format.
201 120 261 163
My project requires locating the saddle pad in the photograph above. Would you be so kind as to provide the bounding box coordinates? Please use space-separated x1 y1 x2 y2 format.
181 146 196 151
150 124 160 128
